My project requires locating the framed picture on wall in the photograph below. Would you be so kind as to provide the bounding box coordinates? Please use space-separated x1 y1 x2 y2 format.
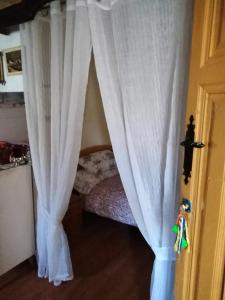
4 47 22 76
0 52 6 84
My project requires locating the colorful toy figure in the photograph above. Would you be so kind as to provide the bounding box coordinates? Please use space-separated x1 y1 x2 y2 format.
172 199 191 254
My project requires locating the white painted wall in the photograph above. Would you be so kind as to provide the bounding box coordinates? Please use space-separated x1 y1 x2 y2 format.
81 55 111 149
0 31 27 142
0 108 28 143
0 34 109 147
0 31 23 92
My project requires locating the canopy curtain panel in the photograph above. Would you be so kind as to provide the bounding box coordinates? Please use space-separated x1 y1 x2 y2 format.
20 0 192 298
88 0 193 299
20 0 92 285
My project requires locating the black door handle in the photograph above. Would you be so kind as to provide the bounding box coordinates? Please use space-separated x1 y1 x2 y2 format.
181 115 205 184
180 139 205 149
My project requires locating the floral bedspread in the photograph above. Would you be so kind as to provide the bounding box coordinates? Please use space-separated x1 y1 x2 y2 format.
84 174 137 227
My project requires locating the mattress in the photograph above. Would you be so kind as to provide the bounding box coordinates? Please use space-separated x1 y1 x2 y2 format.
84 174 136 226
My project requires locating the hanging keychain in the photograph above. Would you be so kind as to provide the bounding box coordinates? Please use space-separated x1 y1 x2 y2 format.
172 199 191 254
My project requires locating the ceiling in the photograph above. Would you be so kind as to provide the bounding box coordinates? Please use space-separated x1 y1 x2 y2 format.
0 0 22 10
0 0 52 34
0 0 22 9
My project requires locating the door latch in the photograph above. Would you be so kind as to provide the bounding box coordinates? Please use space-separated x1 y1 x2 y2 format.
180 115 205 184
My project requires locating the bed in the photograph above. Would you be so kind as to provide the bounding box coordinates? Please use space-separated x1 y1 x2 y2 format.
74 145 136 226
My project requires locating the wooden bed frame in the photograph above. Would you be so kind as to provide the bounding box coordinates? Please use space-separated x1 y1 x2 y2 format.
75 144 136 227
79 145 112 157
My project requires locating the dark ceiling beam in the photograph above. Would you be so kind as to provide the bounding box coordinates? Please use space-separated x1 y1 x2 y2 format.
0 27 10 35
0 0 53 34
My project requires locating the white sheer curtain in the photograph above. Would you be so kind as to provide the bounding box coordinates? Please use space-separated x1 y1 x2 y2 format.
88 0 193 299
20 0 92 285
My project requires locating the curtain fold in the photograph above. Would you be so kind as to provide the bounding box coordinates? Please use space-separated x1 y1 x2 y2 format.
88 1 193 299
20 0 92 285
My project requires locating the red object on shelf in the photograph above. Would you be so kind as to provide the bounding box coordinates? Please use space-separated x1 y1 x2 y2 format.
0 141 30 165
0 141 8 149
0 142 12 164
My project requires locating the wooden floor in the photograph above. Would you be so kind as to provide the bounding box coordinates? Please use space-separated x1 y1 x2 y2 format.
0 213 154 300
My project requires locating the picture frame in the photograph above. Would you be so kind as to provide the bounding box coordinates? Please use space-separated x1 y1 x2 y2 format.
0 52 6 84
4 47 22 76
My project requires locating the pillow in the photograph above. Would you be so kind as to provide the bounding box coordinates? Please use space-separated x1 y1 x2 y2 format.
74 150 119 194
74 169 101 195
74 166 119 195
99 166 118 181
78 150 116 174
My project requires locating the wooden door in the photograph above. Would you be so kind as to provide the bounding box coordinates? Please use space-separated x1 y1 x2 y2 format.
175 0 225 299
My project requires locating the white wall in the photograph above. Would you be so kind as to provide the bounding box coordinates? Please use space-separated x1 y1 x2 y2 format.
0 31 23 92
0 31 27 142
0 108 28 143
81 55 111 149
0 33 110 147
